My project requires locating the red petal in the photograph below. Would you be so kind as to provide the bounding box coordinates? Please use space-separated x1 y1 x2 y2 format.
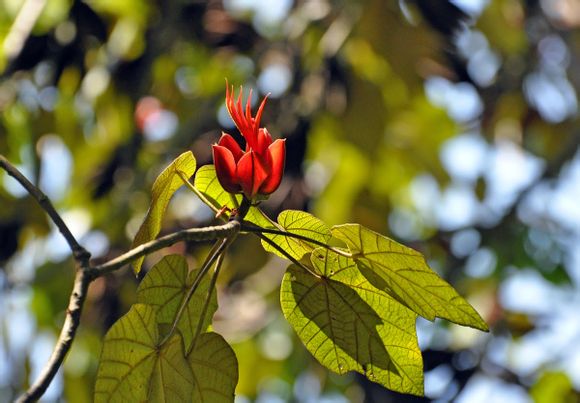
226 85 251 143
253 93 269 134
212 145 241 194
236 150 268 199
259 139 286 195
246 89 253 123
256 128 273 154
223 84 271 152
218 132 244 162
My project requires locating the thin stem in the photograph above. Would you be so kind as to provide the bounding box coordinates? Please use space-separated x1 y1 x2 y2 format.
241 222 352 258
177 170 220 215
159 238 229 346
257 234 322 278
229 193 240 209
158 199 248 347
89 221 239 277
188 250 225 355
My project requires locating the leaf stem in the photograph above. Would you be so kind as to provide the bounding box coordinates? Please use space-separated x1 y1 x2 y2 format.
229 193 240 209
257 234 322 279
159 237 229 347
188 250 225 355
177 169 221 215
158 198 249 347
241 223 352 258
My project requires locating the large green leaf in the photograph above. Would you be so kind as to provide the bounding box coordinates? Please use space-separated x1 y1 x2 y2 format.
188 332 238 402
131 152 197 274
281 254 424 396
94 304 195 402
136 254 217 352
260 210 332 260
332 224 488 331
193 165 240 213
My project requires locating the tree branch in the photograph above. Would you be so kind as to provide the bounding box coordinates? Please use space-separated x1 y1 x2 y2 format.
3 0 47 61
89 221 240 277
1 155 92 403
16 269 91 403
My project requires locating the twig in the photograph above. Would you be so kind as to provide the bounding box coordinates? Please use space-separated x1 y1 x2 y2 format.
159 237 230 347
188 249 225 355
1 155 92 403
89 222 240 277
16 269 91 403
158 198 249 347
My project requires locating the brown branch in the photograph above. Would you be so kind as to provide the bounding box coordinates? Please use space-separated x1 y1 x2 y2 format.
1 155 91 403
89 221 240 277
16 269 91 403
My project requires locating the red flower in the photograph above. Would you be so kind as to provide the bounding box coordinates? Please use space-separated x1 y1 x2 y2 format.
212 84 286 200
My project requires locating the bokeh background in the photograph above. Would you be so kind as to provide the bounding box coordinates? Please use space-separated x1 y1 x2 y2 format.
1 0 580 401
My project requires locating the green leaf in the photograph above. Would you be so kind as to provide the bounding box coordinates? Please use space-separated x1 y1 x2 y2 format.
244 204 277 229
95 304 195 403
136 254 217 352
194 165 240 212
531 371 574 403
332 224 488 331
149 334 194 402
131 151 197 274
281 259 423 396
260 210 332 260
188 332 238 402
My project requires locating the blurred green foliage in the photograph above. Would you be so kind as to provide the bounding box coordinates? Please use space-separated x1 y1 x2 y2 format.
2 0 580 401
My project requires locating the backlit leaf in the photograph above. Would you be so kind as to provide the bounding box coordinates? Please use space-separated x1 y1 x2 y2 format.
149 335 195 402
332 224 488 331
136 255 217 352
131 151 197 274
260 210 332 260
188 332 238 402
281 258 423 396
94 304 194 403
194 165 241 213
